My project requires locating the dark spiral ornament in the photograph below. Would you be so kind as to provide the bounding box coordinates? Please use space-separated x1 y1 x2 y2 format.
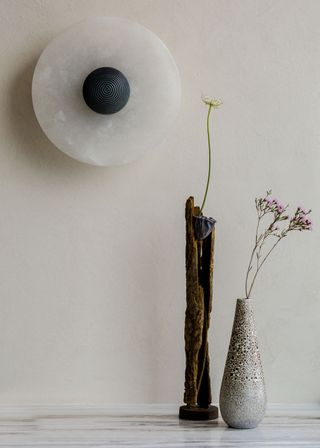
82 67 130 114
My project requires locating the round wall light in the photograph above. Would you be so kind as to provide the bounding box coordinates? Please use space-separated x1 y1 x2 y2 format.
32 17 181 166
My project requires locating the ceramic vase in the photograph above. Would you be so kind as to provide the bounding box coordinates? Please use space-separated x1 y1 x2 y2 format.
219 298 266 429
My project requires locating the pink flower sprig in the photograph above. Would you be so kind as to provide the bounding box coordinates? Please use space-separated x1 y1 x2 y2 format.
245 190 312 298
289 207 313 231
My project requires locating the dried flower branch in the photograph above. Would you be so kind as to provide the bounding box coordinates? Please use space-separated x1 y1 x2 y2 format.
245 191 312 298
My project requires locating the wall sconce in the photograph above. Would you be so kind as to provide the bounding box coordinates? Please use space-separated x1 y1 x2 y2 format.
32 17 181 166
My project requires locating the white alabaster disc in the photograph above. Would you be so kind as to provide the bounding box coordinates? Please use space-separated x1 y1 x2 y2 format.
32 17 181 166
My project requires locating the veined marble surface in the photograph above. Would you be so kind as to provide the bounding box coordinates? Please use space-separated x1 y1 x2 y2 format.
0 404 318 447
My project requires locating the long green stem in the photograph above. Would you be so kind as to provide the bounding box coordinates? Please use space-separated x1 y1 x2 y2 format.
200 105 213 214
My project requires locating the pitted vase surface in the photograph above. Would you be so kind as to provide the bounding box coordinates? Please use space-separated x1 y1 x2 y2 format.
219 298 266 429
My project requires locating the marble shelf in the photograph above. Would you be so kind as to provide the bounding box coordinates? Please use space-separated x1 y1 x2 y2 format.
0 404 318 447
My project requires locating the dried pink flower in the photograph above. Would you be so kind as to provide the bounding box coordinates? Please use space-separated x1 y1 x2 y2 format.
245 191 313 299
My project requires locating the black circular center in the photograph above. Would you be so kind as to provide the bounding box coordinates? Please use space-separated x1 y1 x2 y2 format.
82 67 130 114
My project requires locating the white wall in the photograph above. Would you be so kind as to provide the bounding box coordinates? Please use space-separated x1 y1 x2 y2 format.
0 0 319 405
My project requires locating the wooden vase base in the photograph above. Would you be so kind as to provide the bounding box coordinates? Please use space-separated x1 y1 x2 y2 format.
179 405 219 421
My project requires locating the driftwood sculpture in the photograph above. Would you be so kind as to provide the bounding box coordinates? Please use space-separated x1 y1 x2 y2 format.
179 196 218 420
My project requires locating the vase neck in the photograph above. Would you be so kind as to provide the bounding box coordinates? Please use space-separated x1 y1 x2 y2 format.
237 297 253 304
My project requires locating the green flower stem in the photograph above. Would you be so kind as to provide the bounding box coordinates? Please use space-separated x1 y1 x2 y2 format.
200 104 213 214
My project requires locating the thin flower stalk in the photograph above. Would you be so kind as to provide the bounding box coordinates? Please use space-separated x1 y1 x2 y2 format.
200 96 222 214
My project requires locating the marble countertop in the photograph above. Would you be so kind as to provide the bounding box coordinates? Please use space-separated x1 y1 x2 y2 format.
0 404 318 447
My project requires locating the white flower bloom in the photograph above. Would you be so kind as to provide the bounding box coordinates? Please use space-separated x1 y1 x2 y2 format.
201 96 222 108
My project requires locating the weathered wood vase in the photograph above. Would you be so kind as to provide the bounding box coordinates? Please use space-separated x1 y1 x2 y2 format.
179 196 218 421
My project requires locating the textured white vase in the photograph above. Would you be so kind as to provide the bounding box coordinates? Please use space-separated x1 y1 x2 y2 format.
219 298 267 429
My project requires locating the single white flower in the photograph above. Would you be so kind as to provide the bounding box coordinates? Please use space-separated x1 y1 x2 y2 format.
201 96 222 108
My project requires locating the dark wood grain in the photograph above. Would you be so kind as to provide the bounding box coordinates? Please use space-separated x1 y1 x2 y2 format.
182 196 217 417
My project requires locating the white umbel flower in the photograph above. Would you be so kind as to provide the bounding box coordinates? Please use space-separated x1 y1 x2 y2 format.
201 96 222 108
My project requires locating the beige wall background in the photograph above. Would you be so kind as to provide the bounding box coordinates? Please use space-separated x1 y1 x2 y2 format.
0 0 319 405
